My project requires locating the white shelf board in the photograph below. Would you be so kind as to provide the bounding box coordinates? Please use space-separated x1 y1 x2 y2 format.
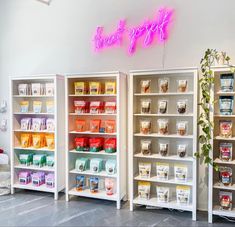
69 113 116 116
214 114 235 118
14 112 54 116
213 182 235 191
14 164 54 172
134 92 194 96
14 129 55 133
214 136 235 141
69 94 116 97
13 182 55 193
68 188 117 201
134 113 193 117
69 131 116 136
213 206 235 218
134 133 193 139
134 153 193 162
14 147 54 152
69 169 116 178
69 149 116 156
134 175 193 186
214 158 235 165
13 95 54 98
216 91 235 96
133 197 193 211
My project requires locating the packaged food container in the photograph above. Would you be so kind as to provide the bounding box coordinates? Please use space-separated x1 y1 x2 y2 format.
140 119 151 134
159 78 169 93
219 96 234 115
140 80 151 93
138 181 150 199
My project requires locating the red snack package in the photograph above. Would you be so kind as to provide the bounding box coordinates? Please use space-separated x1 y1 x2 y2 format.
104 102 116 114
105 120 116 133
90 119 101 133
104 138 116 153
75 119 86 132
74 101 90 114
89 137 104 152
74 137 89 151
90 101 104 114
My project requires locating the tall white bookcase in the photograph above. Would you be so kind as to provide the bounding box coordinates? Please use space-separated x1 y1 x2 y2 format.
65 72 127 209
209 66 235 222
129 68 198 220
10 75 65 200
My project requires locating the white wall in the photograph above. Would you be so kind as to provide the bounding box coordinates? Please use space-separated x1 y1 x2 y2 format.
1 0 235 211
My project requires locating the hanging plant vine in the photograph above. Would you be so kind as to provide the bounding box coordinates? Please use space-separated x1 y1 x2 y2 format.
196 49 234 170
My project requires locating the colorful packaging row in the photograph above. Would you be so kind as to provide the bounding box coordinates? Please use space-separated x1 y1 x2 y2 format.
21 133 54 150
219 191 233 210
18 171 55 188
21 118 55 131
75 119 116 133
74 81 116 95
74 101 116 114
76 176 115 195
139 162 189 182
75 137 116 153
75 158 116 175
18 83 54 96
20 101 54 113
138 182 190 205
19 153 54 168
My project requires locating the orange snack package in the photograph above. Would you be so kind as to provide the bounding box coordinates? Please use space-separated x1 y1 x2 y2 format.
32 133 46 149
90 119 101 133
21 133 32 148
105 120 116 133
46 134 55 150
75 119 86 132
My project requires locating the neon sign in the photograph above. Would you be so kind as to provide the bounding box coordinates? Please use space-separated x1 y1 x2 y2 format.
93 8 174 55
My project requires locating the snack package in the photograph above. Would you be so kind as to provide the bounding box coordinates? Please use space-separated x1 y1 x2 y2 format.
176 121 188 136
21 133 32 148
90 101 104 114
33 154 47 167
104 138 116 153
219 166 232 186
32 118 46 131
219 96 234 115
74 101 90 114
105 159 116 175
139 162 151 178
159 143 169 157
220 143 232 162
90 177 99 193
18 84 30 96
177 80 188 92
219 191 232 210
140 119 151 134
159 78 169 93
33 101 42 113
140 80 151 93
89 137 104 152
75 157 89 172
45 134 54 150
138 181 151 199
105 178 115 195
158 119 169 135
31 83 43 96
32 134 45 149
76 175 85 191
177 100 187 114
156 186 169 203
174 165 188 181
156 163 169 180
158 100 168 114
19 153 33 166
220 74 234 92
104 102 116 114
32 172 45 187
20 101 29 113
176 186 190 205
19 171 31 185
90 119 101 133
177 144 187 158
46 118 55 131
74 137 89 151
89 82 102 95
45 83 54 96
46 155 55 167
90 158 103 173
105 81 116 94
74 82 88 95
141 99 151 114
75 119 86 132
21 118 32 130
45 173 55 188
220 120 232 138
46 101 54 113
105 120 116 133
140 139 152 155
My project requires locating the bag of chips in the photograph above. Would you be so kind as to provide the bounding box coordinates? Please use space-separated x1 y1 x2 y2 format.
90 101 104 114
90 177 99 193
74 82 88 95
105 81 116 94
75 119 86 132
75 137 89 151
156 186 169 203
20 101 29 113
104 138 116 153
45 134 54 150
104 102 116 114
75 157 89 172
20 133 32 148
105 120 116 133
90 119 101 133
46 101 54 113
89 137 104 152
89 82 102 95
156 163 169 180
138 181 150 199
74 101 90 114
33 101 42 113
139 162 151 178
76 175 85 191
105 160 116 175
176 186 190 205
32 133 46 149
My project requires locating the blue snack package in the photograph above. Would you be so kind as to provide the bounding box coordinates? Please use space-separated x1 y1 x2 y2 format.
220 74 234 92
219 96 234 115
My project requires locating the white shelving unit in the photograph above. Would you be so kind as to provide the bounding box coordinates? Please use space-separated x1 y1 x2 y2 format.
10 75 65 200
129 68 198 220
209 66 235 222
65 72 127 209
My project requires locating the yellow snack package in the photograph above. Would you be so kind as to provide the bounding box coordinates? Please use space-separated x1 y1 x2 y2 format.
46 101 54 113
105 81 116 94
89 82 102 95
20 101 29 113
21 133 32 148
33 101 42 113
32 133 45 149
46 134 55 150
74 82 87 95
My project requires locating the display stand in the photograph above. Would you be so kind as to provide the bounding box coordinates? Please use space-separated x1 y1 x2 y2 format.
209 66 235 222
65 72 127 209
129 68 198 220
10 75 65 200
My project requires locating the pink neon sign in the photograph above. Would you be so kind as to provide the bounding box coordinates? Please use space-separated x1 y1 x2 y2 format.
93 8 174 55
